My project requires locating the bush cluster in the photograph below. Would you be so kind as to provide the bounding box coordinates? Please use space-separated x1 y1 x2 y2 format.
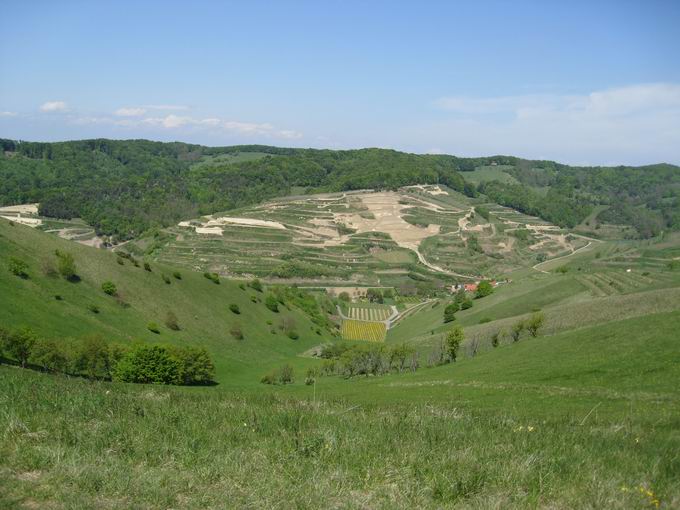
8 257 29 279
0 327 215 385
318 342 419 378
101 280 117 296
260 364 294 385
55 250 78 281
203 272 220 284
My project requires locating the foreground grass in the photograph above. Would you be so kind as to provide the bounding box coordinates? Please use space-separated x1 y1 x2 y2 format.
1 364 678 509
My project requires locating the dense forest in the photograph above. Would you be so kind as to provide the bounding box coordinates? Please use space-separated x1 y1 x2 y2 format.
0 138 678 239
498 160 680 237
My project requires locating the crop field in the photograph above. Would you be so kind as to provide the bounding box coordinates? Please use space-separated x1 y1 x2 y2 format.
347 304 393 321
341 319 387 341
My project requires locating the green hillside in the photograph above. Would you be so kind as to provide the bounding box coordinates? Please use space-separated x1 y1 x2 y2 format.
0 219 335 384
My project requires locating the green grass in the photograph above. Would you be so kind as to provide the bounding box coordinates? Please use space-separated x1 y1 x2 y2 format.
2 310 679 508
0 219 334 385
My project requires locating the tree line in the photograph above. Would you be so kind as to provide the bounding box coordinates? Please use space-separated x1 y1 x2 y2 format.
0 327 215 385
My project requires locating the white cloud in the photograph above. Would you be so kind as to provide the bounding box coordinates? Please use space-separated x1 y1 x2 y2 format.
119 114 302 139
430 83 680 165
143 104 189 111
115 107 147 117
40 101 68 112
0 111 18 117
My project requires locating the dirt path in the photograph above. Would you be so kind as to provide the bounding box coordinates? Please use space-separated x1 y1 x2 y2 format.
532 239 599 273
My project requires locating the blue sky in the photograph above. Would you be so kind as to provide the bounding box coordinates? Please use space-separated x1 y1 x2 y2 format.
1 0 679 165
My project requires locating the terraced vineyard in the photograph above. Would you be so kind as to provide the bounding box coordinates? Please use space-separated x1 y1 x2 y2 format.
341 319 387 342
144 185 588 288
347 304 394 321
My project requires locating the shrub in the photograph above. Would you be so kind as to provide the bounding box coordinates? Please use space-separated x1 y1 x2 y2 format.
73 335 111 379
144 262 152 272
475 281 494 299
147 322 161 334
8 257 29 279
114 345 183 385
526 312 545 337
265 294 279 312
287 330 299 340
491 331 501 348
87 304 100 314
479 317 492 324
30 338 69 373
101 281 117 296
2 327 37 367
162 274 171 284
338 292 350 302
54 294 63 301
461 298 473 310
172 271 182 280
279 364 294 384
249 279 263 292
229 304 240 314
165 311 180 331
250 295 258 303
444 302 459 323
446 326 464 363
305 368 317 385
203 272 220 284
116 257 125 265
168 346 215 385
238 283 246 290
55 250 78 281
511 320 526 342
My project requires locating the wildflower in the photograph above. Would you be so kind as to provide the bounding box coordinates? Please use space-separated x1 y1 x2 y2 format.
527 426 535 432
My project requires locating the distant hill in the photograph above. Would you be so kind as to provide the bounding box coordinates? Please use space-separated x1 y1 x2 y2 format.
1 138 678 240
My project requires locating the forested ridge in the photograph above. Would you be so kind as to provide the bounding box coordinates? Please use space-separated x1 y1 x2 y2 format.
0 138 678 240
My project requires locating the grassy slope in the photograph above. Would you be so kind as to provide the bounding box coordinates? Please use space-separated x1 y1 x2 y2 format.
1 310 679 508
0 219 332 384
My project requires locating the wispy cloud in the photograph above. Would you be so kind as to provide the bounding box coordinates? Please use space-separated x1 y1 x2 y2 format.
0 111 18 117
75 112 302 140
114 105 190 117
430 83 680 164
40 101 68 112
138 114 302 138
114 107 147 117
